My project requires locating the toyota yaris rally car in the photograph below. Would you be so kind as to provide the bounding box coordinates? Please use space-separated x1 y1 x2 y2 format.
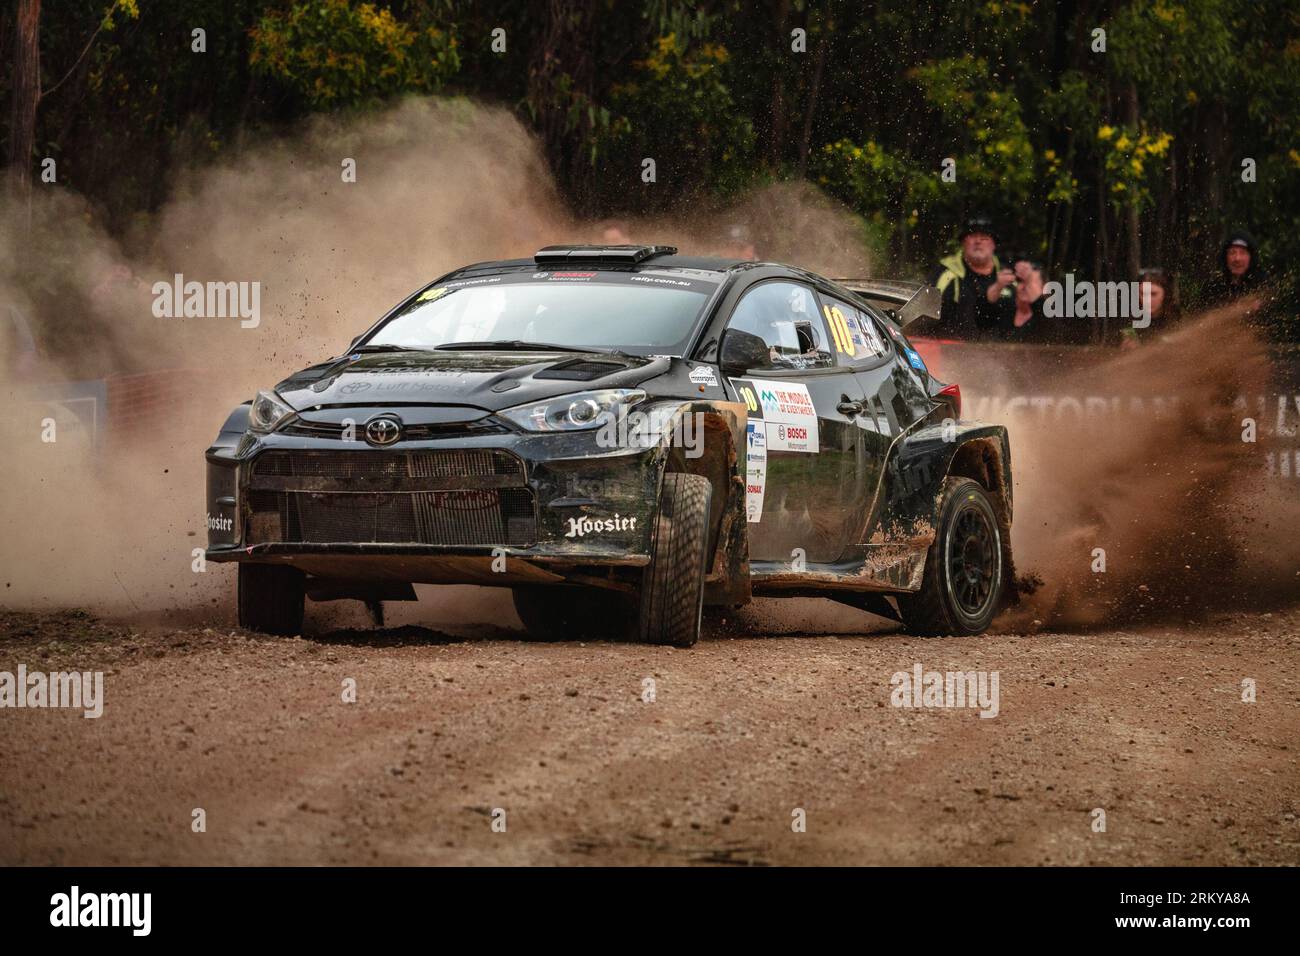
205 244 1014 646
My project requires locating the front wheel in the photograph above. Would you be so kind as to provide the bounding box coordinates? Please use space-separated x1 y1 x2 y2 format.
899 477 1005 636
637 473 713 647
238 563 305 636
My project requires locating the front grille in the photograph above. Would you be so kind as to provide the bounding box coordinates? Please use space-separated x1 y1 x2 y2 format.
246 450 534 546
280 419 508 440
253 449 523 481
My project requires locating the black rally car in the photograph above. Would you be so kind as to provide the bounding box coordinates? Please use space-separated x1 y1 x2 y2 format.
205 245 1014 646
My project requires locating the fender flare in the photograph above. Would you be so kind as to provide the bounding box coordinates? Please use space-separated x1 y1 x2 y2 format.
646 400 751 605
874 421 1012 540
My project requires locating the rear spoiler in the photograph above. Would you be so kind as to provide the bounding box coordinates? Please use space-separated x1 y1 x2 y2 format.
834 279 942 328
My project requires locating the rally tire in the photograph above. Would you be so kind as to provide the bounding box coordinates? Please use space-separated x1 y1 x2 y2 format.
899 477 1004 636
237 563 305 636
638 472 712 648
512 587 633 642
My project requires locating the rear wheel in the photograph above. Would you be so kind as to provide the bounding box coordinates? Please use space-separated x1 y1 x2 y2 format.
238 563 305 636
637 473 712 647
511 587 633 641
899 477 1004 636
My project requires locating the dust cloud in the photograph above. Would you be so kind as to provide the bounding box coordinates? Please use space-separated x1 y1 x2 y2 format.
0 96 869 621
8 94 1288 633
951 301 1299 628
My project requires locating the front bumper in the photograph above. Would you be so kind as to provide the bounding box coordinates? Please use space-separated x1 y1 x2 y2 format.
205 426 665 571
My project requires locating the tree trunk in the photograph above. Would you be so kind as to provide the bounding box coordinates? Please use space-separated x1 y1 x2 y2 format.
1124 83 1141 279
795 4 831 178
526 0 599 212
768 0 792 167
7 0 41 194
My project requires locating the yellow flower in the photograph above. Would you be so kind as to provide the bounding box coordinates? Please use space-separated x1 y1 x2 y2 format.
1098 125 1115 141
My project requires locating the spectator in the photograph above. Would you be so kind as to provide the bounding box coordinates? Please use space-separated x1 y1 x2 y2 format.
597 219 632 245
929 215 1009 339
997 254 1055 343
1201 230 1268 305
721 223 757 261
1116 267 1181 348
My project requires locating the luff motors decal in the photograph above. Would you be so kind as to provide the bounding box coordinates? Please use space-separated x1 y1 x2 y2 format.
730 378 819 453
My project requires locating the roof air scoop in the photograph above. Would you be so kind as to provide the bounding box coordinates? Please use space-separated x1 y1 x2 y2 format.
534 244 677 264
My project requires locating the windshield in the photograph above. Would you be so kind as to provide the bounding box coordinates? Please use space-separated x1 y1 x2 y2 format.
365 272 718 355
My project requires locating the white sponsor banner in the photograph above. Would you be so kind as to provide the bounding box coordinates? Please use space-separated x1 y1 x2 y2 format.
744 420 767 522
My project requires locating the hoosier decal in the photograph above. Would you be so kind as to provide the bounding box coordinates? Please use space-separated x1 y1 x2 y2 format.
564 513 637 538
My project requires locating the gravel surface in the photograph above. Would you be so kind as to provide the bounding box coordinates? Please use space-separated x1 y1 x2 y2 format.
1 603 1297 865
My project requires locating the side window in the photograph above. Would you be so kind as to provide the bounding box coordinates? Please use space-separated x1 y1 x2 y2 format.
727 281 833 371
820 295 890 363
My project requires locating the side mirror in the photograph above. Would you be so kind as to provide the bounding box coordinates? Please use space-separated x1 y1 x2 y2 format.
718 328 771 376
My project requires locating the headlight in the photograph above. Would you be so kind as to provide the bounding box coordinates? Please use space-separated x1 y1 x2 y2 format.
498 388 646 432
248 390 296 433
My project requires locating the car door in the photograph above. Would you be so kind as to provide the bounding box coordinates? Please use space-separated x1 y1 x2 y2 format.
722 279 871 564
841 299 939 527
814 292 900 540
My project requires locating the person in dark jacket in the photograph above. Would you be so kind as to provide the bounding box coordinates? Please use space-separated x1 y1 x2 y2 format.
996 255 1058 343
928 215 1009 339
1201 230 1268 305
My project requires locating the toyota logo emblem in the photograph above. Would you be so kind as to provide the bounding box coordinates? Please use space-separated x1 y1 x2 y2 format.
364 416 402 446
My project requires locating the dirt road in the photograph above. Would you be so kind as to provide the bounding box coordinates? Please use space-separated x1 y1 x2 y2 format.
2 598 1297 866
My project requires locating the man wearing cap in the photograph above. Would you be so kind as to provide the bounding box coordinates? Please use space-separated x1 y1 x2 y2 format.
928 216 1010 338
1201 230 1268 306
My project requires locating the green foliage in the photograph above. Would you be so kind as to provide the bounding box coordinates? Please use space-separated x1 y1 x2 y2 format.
249 0 460 110
10 0 1300 336
604 34 756 202
908 56 1037 218
815 139 917 244
1108 0 1236 121
815 56 1037 244
1096 124 1174 210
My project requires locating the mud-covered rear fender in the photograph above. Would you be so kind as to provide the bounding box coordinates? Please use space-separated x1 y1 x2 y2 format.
873 421 1012 542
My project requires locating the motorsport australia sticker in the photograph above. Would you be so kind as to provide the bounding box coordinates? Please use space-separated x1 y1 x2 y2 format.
730 378 819 453
689 365 719 387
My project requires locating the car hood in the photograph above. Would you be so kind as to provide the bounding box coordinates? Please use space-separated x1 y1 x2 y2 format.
275 349 668 416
